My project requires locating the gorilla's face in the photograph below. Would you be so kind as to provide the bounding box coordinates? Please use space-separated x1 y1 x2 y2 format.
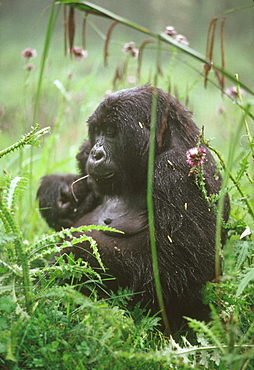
86 122 121 194
86 89 152 196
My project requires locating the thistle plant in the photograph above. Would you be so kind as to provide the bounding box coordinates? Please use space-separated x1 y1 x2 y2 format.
186 142 215 207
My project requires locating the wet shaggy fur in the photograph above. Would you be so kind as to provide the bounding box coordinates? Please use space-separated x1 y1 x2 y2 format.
38 85 229 332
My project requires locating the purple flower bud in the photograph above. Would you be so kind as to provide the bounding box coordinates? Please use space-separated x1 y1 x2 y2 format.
22 48 37 60
186 147 206 167
174 34 189 46
164 26 177 37
69 47 88 61
126 75 136 84
23 63 36 71
225 86 245 99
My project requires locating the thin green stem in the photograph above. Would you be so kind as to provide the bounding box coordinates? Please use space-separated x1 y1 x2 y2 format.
30 3 60 205
204 141 254 220
204 112 254 280
235 74 254 160
33 3 61 123
147 89 171 335
0 125 49 159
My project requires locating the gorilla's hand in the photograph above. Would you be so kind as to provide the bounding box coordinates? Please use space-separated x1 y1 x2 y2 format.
37 174 80 230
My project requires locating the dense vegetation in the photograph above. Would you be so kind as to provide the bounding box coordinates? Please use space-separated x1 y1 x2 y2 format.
0 1 253 369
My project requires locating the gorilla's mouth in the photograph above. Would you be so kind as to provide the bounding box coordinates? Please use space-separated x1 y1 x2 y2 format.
89 172 114 181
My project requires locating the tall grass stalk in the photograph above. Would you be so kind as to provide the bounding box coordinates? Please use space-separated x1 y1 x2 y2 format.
58 0 254 96
214 105 253 280
28 3 61 205
235 74 254 160
147 89 171 335
33 3 61 123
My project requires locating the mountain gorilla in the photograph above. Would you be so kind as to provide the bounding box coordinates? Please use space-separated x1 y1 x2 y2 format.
37 85 229 332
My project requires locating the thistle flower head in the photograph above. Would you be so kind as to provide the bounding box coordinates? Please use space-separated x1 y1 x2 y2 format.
186 147 206 167
22 48 37 60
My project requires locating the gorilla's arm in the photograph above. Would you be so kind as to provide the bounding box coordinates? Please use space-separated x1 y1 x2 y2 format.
37 141 101 231
152 149 228 317
148 149 223 321
37 173 99 231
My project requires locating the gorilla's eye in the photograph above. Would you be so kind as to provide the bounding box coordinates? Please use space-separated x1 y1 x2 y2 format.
93 127 101 136
105 126 116 138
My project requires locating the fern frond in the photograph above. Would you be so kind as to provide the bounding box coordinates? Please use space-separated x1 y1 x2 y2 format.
0 198 19 236
234 240 254 270
184 316 226 354
236 151 250 182
0 125 50 159
30 225 121 270
0 195 31 313
236 266 254 297
2 177 28 213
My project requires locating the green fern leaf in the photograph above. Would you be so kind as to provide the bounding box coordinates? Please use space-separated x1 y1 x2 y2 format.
5 177 27 212
236 266 254 297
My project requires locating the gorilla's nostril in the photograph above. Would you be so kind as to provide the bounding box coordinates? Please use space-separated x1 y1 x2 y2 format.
92 145 106 162
94 151 104 160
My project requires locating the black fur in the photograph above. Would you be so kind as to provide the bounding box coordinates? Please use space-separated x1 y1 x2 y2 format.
37 85 229 331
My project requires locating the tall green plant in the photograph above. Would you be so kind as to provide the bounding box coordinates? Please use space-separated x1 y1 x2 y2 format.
147 88 171 335
0 126 50 314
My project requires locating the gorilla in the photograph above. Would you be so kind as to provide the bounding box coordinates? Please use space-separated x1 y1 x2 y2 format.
37 85 229 332
37 141 101 231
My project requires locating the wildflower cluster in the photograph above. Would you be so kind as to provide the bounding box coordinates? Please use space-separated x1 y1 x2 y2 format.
186 147 206 168
21 48 37 71
122 42 139 58
186 146 213 204
225 86 245 100
69 46 88 61
22 48 37 59
164 26 189 46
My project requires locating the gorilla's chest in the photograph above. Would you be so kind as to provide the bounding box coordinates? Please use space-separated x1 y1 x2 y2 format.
77 196 148 236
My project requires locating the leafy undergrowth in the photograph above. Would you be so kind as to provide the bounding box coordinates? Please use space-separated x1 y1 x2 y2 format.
0 138 253 369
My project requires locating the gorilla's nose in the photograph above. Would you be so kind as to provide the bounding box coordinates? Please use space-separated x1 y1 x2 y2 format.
91 145 106 163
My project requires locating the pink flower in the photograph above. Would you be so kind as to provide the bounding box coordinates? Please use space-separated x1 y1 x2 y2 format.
23 63 36 71
186 147 206 167
225 86 245 99
69 47 88 61
163 26 189 46
217 105 225 115
126 75 136 84
122 42 139 58
174 34 189 46
22 48 37 60
164 26 177 37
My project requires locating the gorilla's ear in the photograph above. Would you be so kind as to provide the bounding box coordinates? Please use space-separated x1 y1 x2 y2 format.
76 141 92 174
156 95 200 152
